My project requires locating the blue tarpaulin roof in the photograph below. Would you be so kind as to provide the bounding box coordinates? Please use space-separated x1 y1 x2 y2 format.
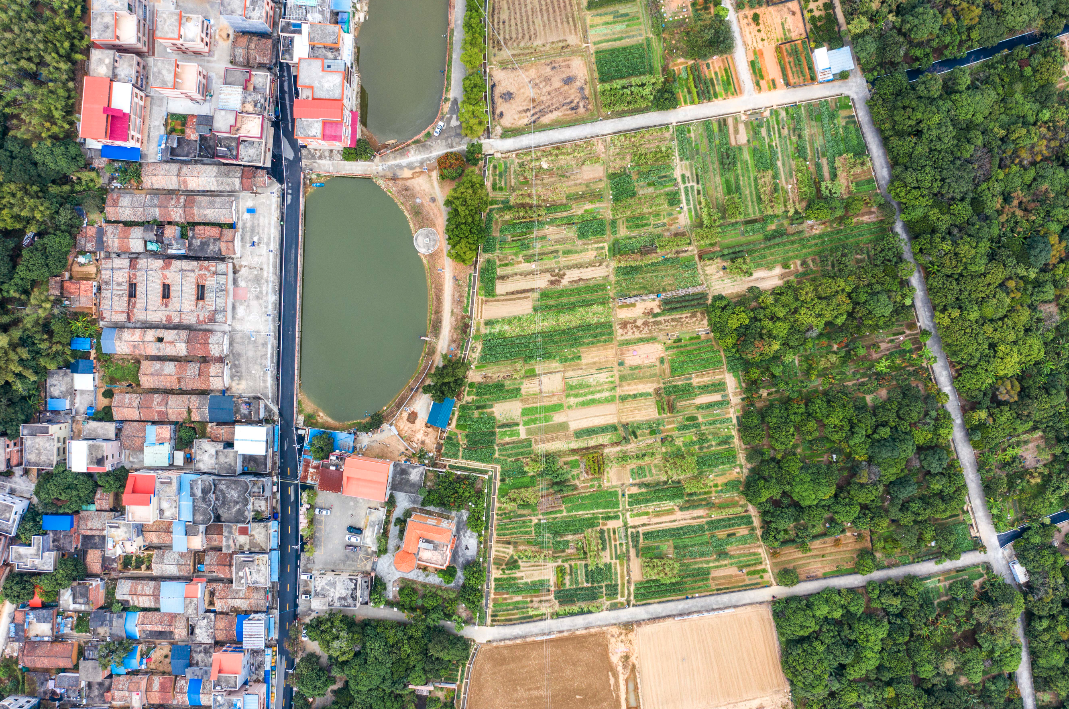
160 581 185 613
427 398 456 430
207 395 235 422
124 612 139 639
42 514 74 531
170 645 191 675
270 550 279 582
188 678 205 706
302 429 353 457
101 145 141 161
236 615 249 642
271 520 278 550
47 398 68 411
111 646 140 675
71 337 92 351
70 359 94 374
173 521 188 551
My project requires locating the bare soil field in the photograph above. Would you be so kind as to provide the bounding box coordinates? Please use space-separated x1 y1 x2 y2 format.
636 605 790 709
738 1 807 92
490 0 584 61
466 631 621 709
768 532 872 581
704 262 799 296
496 263 609 295
490 56 593 132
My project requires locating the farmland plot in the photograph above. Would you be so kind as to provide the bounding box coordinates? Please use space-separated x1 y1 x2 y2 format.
737 0 809 92
469 130 772 622
490 0 585 62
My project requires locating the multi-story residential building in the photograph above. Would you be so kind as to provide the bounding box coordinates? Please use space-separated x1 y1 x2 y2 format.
211 67 274 165
67 439 123 473
19 422 70 470
0 437 22 471
91 0 151 53
0 494 30 537
80 50 149 154
150 58 209 102
292 57 358 149
220 0 276 35
155 9 213 55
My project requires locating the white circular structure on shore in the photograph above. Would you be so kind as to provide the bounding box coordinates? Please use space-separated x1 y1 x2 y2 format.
414 227 439 254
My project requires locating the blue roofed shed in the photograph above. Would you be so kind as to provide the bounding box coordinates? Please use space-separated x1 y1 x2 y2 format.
160 582 186 613
170 645 191 675
207 395 235 422
427 398 455 430
101 328 117 354
70 359 94 374
47 398 69 411
42 515 74 531
71 337 93 351
827 47 855 76
303 429 354 456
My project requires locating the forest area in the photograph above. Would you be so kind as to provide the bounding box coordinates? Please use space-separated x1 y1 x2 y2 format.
774 572 1026 708
843 0 1069 75
869 42 1069 528
0 0 103 437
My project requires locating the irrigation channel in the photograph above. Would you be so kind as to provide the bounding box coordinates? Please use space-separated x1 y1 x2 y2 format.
355 0 449 145
299 178 428 423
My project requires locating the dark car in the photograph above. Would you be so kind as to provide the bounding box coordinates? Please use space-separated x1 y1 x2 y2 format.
347 526 363 534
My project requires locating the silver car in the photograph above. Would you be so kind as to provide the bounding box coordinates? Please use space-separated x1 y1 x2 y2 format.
433 120 445 137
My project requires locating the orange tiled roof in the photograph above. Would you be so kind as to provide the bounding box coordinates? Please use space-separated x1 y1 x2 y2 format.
341 456 390 502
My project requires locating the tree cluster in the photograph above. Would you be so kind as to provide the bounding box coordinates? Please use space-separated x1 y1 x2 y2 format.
444 168 489 264
1014 523 1069 701
458 1 488 139
681 1 734 59
775 576 1024 708
422 355 470 403
34 465 98 513
304 611 470 709
309 432 334 461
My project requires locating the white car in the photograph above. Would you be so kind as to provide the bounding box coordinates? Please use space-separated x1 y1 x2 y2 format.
300 593 311 600
433 121 445 137
300 573 313 580
345 534 361 543
314 508 330 516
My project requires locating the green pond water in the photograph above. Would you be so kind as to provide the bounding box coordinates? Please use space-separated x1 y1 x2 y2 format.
356 0 448 144
300 178 428 423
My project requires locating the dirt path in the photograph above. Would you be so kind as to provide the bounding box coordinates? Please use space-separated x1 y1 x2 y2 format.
431 175 452 359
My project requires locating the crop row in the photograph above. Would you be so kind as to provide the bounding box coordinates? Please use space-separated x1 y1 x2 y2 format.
480 322 615 363
628 485 685 507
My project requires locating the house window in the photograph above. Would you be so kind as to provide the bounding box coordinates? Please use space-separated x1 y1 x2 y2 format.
196 284 206 301
162 283 171 299
128 283 136 298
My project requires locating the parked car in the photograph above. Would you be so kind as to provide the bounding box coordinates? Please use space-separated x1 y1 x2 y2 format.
433 120 445 137
300 593 311 600
345 545 359 552
346 526 362 535
345 534 361 543
300 573 313 580
314 508 330 515
301 628 308 639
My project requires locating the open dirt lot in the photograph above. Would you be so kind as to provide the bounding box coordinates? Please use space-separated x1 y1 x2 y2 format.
738 1 807 92
636 605 790 709
491 0 584 60
467 631 621 709
491 56 593 132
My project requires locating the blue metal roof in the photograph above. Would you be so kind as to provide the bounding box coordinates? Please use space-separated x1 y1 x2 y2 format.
179 474 195 521
270 550 279 582
47 398 68 411
101 145 141 161
427 398 456 430
170 645 191 675
71 337 93 351
827 47 855 75
207 395 235 422
302 429 354 457
160 581 185 613
173 521 188 551
236 614 249 642
101 329 117 354
70 359 94 374
41 515 74 531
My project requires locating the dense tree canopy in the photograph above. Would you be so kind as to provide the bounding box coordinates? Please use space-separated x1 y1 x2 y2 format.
775 576 1023 708
445 168 489 264
1015 523 1069 702
422 355 470 403
870 43 1069 523
34 466 98 513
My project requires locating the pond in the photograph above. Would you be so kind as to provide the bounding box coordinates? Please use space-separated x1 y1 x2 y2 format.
300 178 428 423
356 0 449 144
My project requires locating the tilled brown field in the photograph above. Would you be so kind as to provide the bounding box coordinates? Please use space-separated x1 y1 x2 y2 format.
466 631 620 709
636 606 790 709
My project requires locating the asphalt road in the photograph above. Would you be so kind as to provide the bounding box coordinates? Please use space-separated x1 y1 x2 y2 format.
271 60 303 709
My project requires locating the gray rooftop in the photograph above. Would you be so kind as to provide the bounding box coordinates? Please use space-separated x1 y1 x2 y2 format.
89 49 117 78
155 9 181 39
214 478 251 523
83 421 118 440
221 0 266 20
47 369 74 401
90 12 116 41
23 437 59 469
296 57 343 99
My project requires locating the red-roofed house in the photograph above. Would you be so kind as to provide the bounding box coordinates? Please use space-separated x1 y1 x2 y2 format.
211 647 252 690
19 641 79 669
292 57 358 149
341 456 391 502
124 473 158 523
392 511 457 574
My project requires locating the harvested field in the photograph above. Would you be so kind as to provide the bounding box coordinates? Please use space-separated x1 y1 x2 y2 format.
490 0 584 61
466 631 620 709
636 605 790 709
768 532 872 581
491 56 593 131
777 39 815 86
